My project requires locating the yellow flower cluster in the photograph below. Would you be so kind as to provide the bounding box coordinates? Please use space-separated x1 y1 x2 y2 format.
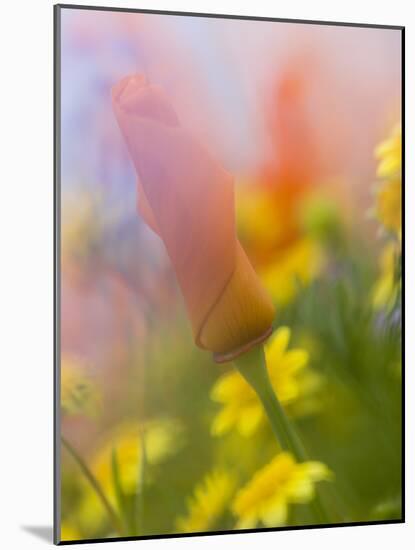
261 238 324 306
174 452 332 533
92 419 182 496
176 470 236 533
372 123 402 310
374 124 402 240
61 356 101 418
232 452 332 528
210 327 322 437
77 419 183 531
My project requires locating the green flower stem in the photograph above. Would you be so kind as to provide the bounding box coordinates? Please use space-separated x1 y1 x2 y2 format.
61 436 123 535
233 344 329 525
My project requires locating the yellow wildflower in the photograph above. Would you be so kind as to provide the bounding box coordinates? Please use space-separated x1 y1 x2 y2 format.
61 356 101 418
261 238 324 306
176 470 236 533
375 179 401 238
375 124 402 180
211 327 319 437
91 419 182 497
78 419 183 531
372 242 400 310
374 124 402 238
232 452 332 528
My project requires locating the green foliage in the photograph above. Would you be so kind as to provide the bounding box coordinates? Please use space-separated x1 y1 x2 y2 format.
60 234 402 539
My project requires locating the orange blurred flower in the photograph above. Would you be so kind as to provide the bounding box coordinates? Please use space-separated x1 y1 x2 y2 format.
237 56 331 304
112 74 275 362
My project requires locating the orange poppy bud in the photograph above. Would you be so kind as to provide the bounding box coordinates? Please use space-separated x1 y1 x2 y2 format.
112 74 275 362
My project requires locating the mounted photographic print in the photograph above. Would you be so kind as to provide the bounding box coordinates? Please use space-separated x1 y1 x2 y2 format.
54 4 404 545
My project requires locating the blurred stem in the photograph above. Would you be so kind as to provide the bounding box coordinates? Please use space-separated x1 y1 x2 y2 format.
111 449 129 534
61 436 123 535
234 345 330 525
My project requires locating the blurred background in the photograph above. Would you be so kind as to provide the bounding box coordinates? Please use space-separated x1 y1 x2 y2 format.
59 8 402 541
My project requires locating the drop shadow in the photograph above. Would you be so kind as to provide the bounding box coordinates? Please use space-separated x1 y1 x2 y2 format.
21 525 54 543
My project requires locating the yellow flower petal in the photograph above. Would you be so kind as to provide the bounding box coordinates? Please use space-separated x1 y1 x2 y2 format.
211 406 239 436
375 179 402 237
377 156 401 179
285 477 315 503
298 461 334 481
271 378 299 403
235 515 258 530
261 238 324 306
260 497 288 527
210 371 252 402
375 124 401 179
176 470 236 533
237 405 263 437
374 123 402 238
211 326 322 436
232 452 332 528
280 349 309 374
266 327 291 364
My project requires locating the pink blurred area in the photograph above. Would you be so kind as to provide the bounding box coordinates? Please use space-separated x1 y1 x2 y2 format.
62 9 400 176
60 8 401 387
